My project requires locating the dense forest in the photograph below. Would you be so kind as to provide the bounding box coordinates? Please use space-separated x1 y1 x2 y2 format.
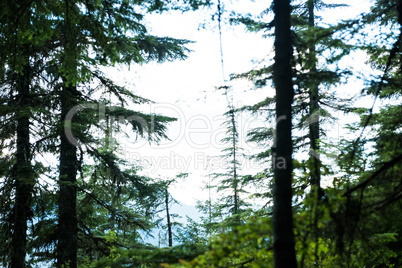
1 0 401 267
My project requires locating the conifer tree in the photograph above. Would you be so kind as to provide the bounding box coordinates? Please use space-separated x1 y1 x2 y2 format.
329 0 402 265
232 0 353 196
11 59 34 268
2 0 209 266
231 2 358 264
291 1 352 263
271 0 297 266
77 141 162 263
156 174 187 248
46 0 199 266
202 86 250 231
0 1 55 265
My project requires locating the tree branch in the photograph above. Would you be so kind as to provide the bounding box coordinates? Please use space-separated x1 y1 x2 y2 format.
343 154 402 197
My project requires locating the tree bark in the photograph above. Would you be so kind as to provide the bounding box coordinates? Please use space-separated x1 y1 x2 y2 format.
230 108 239 217
272 0 297 267
307 0 322 262
165 188 173 247
11 64 34 268
57 1 79 266
57 84 78 268
307 0 321 195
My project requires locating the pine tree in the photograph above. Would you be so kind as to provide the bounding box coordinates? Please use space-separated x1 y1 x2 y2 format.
291 1 352 263
231 2 359 264
157 174 187 248
329 0 402 265
11 60 34 268
0 1 54 265
1 0 210 265
232 0 354 197
204 86 250 231
77 141 162 263
46 1 197 266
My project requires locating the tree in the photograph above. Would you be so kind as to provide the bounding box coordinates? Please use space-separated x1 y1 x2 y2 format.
231 1 358 264
328 0 402 265
271 0 297 266
77 141 163 264
232 0 353 195
290 1 354 264
47 0 197 266
158 174 187 248
0 1 53 266
56 2 83 266
137 173 190 249
1 0 207 265
205 86 250 230
11 57 34 268
169 1 402 266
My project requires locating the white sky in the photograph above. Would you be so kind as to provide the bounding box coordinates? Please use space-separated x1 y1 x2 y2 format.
103 0 374 207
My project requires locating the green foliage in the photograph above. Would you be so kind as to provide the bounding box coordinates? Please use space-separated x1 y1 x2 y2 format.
89 243 208 267
1 0 202 266
203 87 251 230
1 0 402 267
175 215 273 268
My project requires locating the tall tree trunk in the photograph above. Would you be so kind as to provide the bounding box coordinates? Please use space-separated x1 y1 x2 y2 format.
165 188 173 247
11 64 34 268
57 84 78 268
272 0 297 267
230 108 239 217
57 1 78 266
207 177 212 238
307 0 322 262
307 0 321 195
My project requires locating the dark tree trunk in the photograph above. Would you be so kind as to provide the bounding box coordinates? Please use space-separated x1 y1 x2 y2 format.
57 1 79 266
230 109 239 217
11 65 34 268
272 0 297 267
165 188 173 247
307 0 322 262
307 0 321 195
57 84 78 268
